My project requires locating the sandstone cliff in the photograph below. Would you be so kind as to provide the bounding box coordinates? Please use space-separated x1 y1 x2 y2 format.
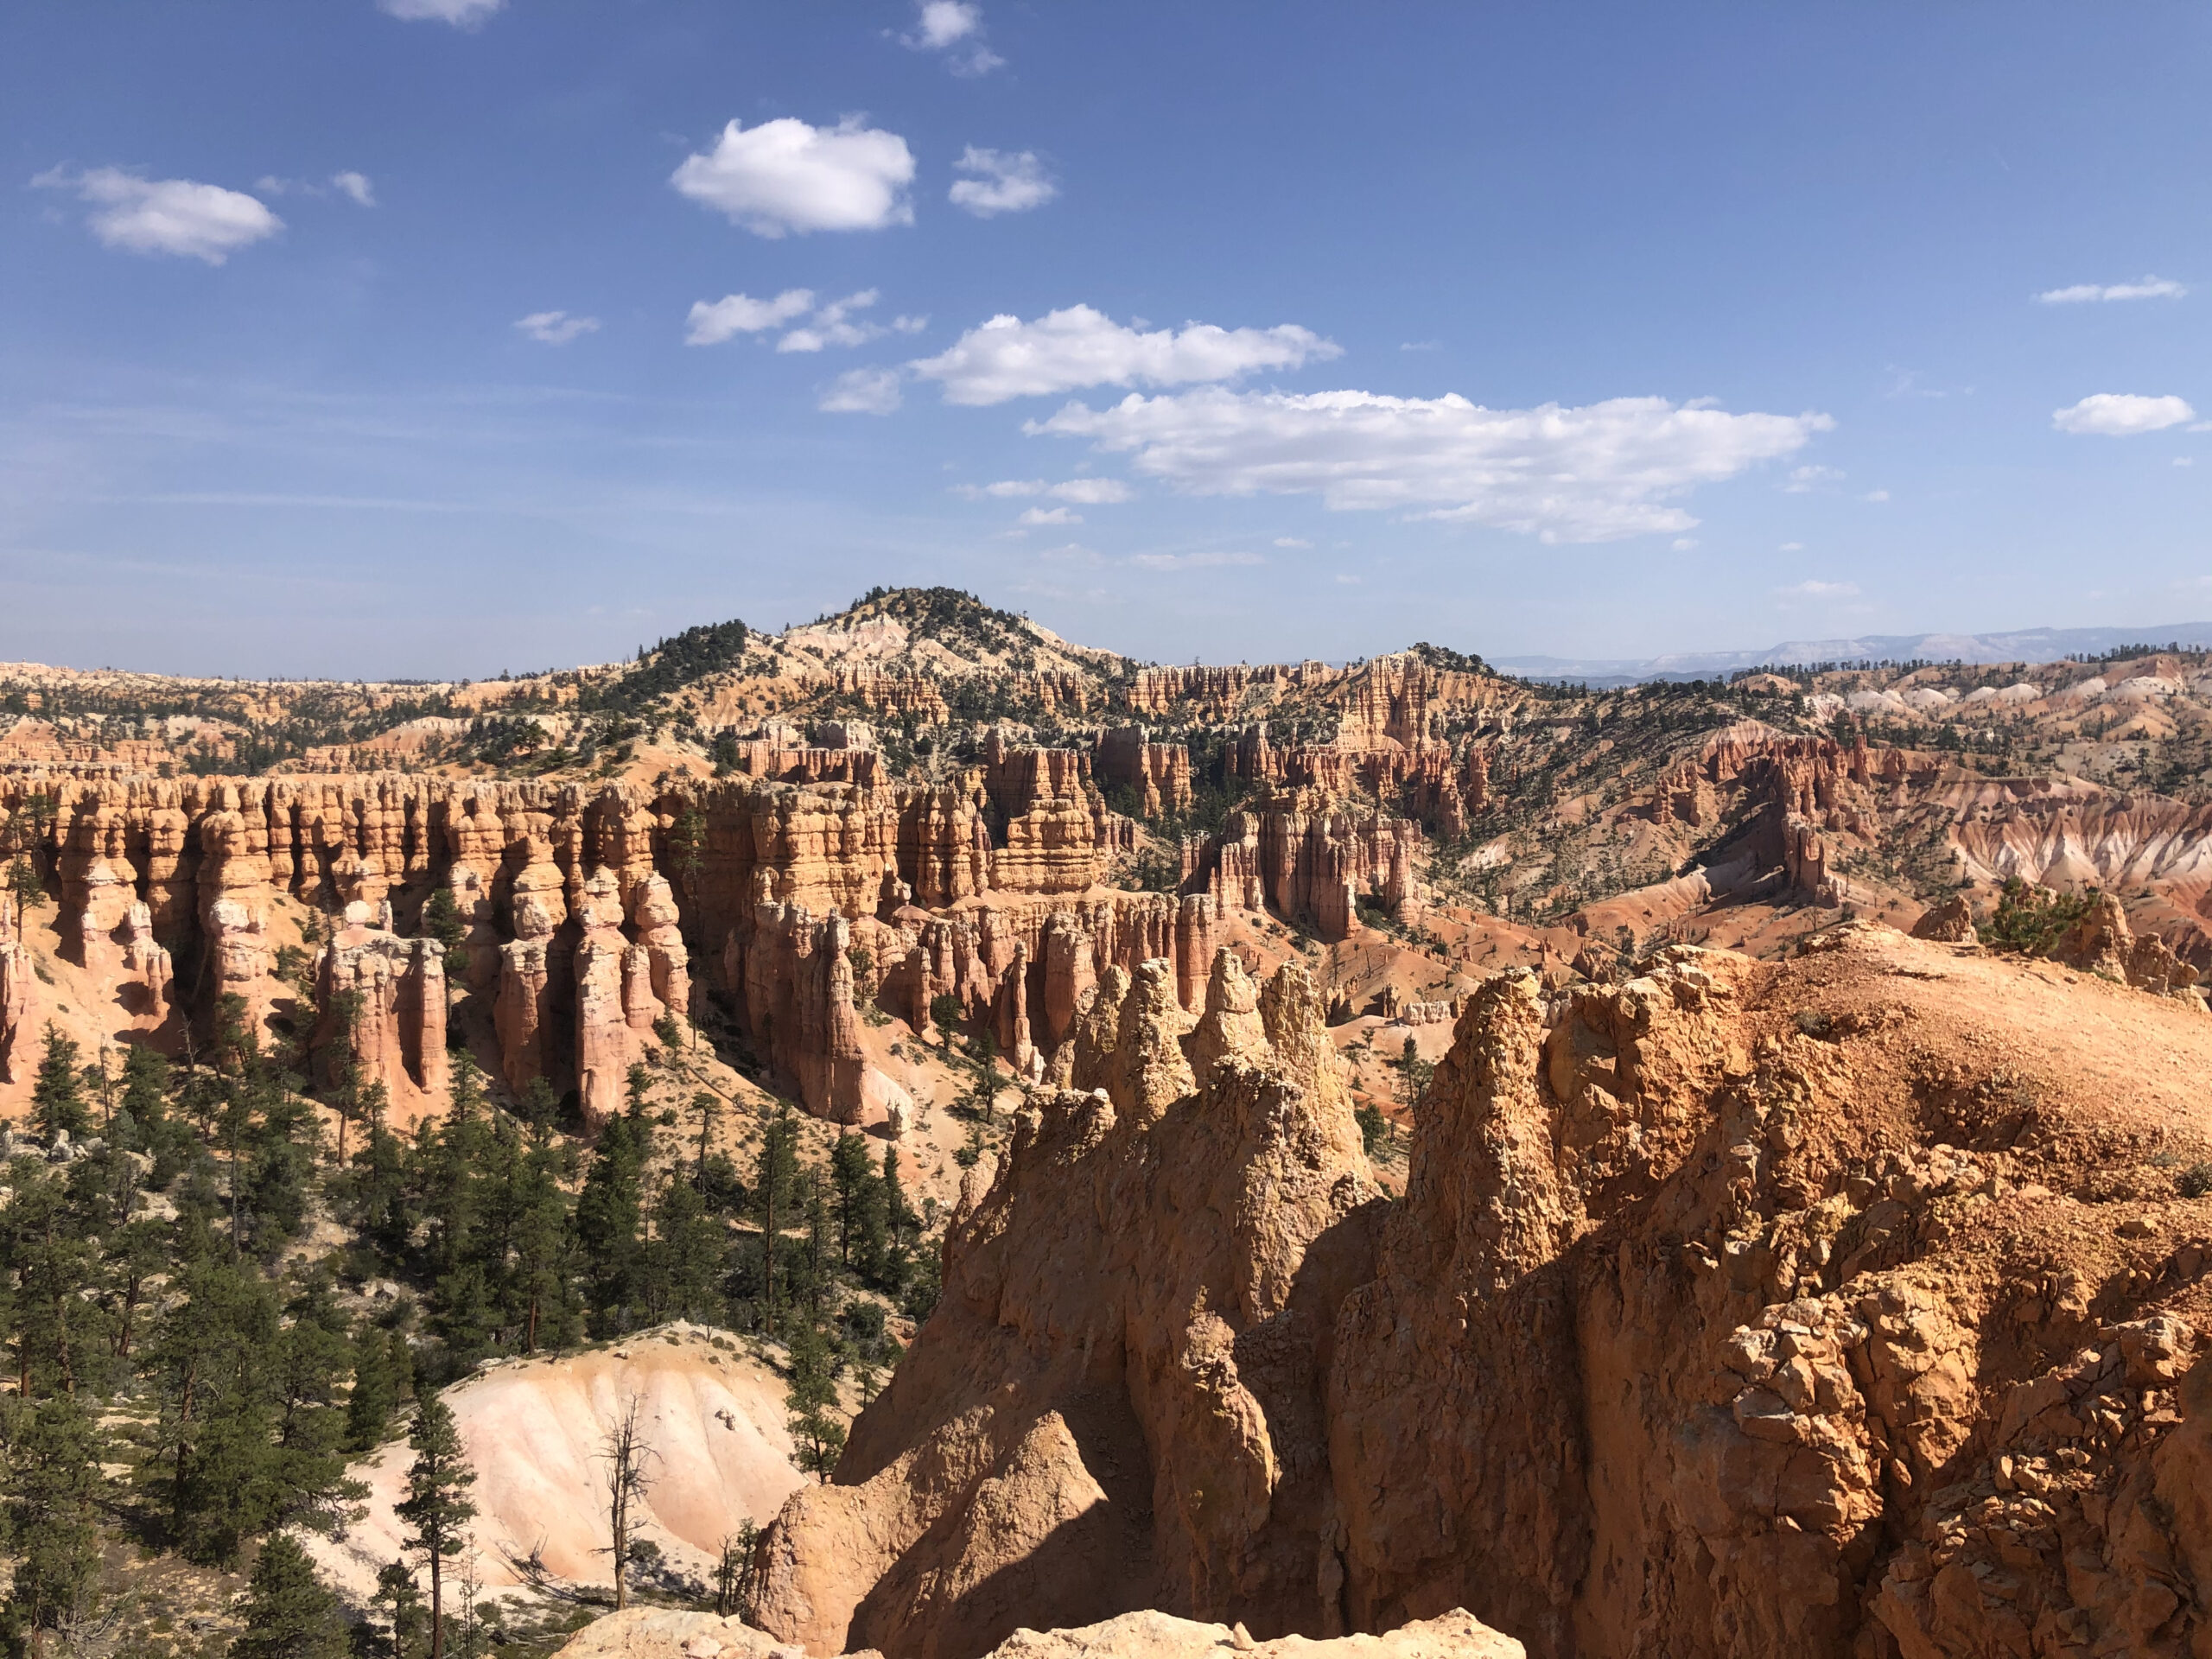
750 950 1381 1658
749 924 2212 1659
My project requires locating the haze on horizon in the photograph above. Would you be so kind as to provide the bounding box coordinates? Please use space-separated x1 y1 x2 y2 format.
3 1 2208 680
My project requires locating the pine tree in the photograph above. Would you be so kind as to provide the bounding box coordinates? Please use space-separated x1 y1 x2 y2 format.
421 886 467 963
346 1325 402 1452
784 1317 846 1481
575 1106 649 1336
828 1132 874 1268
644 1173 723 1325
29 1026 89 1142
752 1103 802 1333
233 1533 349 1659
396 1392 477 1659
0 1391 105 1646
118 1041 171 1129
374 1559 428 1659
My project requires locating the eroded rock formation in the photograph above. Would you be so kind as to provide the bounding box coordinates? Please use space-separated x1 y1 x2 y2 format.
751 950 1380 1657
751 924 2212 1659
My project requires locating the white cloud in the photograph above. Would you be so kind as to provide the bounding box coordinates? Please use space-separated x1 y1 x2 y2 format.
950 148 1056 217
1671 537 1700 551
1046 478 1128 504
1037 388 1831 544
256 172 375 205
2052 393 2197 435
1784 464 1845 492
1335 573 1362 584
779 289 887 353
1776 579 1859 598
912 305 1338 405
903 2 1003 73
33 166 281 264
910 0 981 47
515 310 599 345
1778 541 1806 552
2177 457 2195 467
958 477 1131 504
1130 550 1265 570
1019 505 1082 525
1400 340 1441 352
671 118 914 238
2035 276 2188 304
380 0 503 22
1864 488 1890 502
1273 536 1313 548
820 367 903 415
685 288 817 346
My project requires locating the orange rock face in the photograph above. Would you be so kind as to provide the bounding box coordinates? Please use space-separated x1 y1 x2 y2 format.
750 924 2212 1659
750 950 1378 1657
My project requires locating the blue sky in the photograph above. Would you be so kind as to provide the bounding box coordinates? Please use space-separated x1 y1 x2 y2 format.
4 1 2209 677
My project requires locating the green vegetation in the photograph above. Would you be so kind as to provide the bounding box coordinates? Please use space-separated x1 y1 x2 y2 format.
1980 879 2099 957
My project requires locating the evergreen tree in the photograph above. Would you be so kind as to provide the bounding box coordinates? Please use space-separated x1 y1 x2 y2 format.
420 886 467 962
828 1132 874 1269
644 1173 723 1325
501 1130 575 1353
3 856 41 914
346 1325 404 1452
373 1559 428 1659
574 1103 650 1336
784 1317 846 1480
0 1391 105 1649
232 1533 349 1659
396 1392 477 1659
29 1027 89 1142
752 1103 803 1332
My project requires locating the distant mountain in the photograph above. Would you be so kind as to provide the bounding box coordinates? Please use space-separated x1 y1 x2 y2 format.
1492 623 2212 686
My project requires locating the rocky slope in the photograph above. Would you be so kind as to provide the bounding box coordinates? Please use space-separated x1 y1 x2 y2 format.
306 1324 804 1605
747 923 2212 1659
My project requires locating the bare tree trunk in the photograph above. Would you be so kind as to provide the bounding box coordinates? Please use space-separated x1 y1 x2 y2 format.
601 1394 657 1614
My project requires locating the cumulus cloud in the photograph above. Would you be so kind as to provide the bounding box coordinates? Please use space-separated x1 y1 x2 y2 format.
1019 505 1081 525
903 1 1003 73
912 305 1338 406
332 171 376 207
820 367 903 415
1864 489 1891 502
950 148 1056 217
1130 550 1265 570
671 117 915 238
1273 536 1313 548
380 0 504 22
2036 276 2188 304
1777 579 1859 598
1784 464 1845 492
1671 537 1700 551
2052 393 2197 435
515 310 599 345
33 166 281 264
685 288 817 345
1035 388 1830 543
779 289 887 353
